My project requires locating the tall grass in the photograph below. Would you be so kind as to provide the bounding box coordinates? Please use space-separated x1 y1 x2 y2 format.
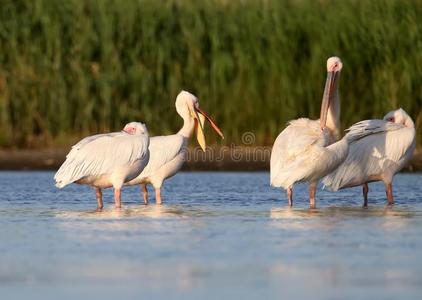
0 0 421 148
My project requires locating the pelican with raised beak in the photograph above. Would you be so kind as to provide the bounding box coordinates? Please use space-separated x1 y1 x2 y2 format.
270 56 351 208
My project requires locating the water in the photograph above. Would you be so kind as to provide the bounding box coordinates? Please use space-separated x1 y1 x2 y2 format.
0 171 421 299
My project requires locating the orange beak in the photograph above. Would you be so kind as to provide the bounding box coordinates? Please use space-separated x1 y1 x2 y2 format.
320 71 340 129
191 106 224 152
195 107 225 139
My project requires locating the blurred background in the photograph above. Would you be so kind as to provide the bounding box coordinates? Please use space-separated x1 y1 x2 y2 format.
0 0 420 149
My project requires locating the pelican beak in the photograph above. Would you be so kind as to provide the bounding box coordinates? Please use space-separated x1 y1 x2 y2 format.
193 109 206 151
195 107 225 139
192 106 224 152
320 70 340 129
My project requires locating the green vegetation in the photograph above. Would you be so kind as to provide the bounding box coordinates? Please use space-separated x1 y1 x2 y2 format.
0 0 421 148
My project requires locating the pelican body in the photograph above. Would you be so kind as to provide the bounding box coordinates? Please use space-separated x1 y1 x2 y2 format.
54 122 150 209
323 108 416 207
270 57 347 208
125 91 224 204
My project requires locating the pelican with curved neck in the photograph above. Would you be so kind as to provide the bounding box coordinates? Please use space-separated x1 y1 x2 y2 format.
270 56 346 208
125 90 224 204
176 91 224 150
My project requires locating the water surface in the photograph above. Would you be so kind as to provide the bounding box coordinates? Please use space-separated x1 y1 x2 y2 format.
0 172 421 299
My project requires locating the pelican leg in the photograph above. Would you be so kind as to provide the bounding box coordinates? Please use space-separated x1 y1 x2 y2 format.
141 184 148 205
362 183 369 208
155 188 162 205
287 187 293 207
114 188 122 208
309 184 317 209
385 183 394 206
95 188 103 210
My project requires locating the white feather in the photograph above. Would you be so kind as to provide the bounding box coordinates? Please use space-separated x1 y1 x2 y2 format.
54 131 149 188
323 118 416 191
125 134 187 188
270 118 348 189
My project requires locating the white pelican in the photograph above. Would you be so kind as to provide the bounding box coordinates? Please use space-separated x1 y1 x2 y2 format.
125 90 224 204
323 108 416 207
54 122 150 209
270 56 349 208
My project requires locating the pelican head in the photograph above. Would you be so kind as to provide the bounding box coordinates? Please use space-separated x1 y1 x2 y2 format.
320 56 343 130
383 108 414 128
122 122 148 135
175 90 224 151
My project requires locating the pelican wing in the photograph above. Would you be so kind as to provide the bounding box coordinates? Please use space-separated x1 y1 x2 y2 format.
54 132 149 188
270 118 331 188
323 119 416 191
136 134 185 179
345 119 403 142
71 132 122 151
272 138 348 189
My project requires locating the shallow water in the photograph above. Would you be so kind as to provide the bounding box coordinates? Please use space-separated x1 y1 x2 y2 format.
0 171 421 299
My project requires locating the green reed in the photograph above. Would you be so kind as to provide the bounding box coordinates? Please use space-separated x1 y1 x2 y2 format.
0 0 421 148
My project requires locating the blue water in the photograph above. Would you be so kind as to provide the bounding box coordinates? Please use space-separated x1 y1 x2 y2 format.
0 172 421 299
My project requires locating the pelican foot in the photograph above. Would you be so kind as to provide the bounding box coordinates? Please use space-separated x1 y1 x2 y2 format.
142 184 149 205
308 184 316 209
155 188 162 205
114 188 122 208
287 187 293 207
385 203 394 210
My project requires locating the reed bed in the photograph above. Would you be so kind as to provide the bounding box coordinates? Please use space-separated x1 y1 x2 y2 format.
0 0 421 148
